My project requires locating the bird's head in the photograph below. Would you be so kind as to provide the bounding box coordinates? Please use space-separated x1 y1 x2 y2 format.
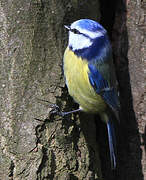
65 19 107 52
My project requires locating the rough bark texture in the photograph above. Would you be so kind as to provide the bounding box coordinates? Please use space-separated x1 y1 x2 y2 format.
111 0 145 180
99 0 145 180
0 0 145 180
0 0 102 180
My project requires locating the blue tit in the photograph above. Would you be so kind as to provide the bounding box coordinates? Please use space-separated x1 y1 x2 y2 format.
63 19 120 169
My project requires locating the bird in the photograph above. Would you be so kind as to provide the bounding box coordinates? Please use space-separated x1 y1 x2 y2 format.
63 19 120 169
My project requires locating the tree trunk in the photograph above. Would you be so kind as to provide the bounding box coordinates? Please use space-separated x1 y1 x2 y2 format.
111 0 145 180
0 0 102 179
99 0 145 179
0 0 145 180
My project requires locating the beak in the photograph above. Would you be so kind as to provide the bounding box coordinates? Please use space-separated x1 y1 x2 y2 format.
64 25 70 31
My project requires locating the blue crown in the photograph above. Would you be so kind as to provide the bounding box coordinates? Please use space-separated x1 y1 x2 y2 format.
71 19 106 34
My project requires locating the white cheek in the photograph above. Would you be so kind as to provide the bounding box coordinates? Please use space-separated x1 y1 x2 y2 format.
69 32 92 51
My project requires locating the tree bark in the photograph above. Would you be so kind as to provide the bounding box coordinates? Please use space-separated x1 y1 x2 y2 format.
111 0 145 180
0 0 102 179
0 0 145 180
99 0 145 179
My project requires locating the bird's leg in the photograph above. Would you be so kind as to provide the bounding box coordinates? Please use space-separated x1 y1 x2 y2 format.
58 108 82 116
37 99 81 117
49 104 81 117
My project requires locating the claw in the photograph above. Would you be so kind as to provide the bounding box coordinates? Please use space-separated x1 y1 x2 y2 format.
37 98 81 117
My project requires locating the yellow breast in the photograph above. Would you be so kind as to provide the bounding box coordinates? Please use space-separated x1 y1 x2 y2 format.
63 48 107 113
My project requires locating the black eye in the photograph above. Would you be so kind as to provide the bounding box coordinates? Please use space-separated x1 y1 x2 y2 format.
71 28 81 34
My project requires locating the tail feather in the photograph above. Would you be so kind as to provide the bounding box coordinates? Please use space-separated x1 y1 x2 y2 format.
107 119 116 169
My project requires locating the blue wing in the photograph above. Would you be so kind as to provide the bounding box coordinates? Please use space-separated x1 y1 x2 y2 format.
88 63 119 169
88 63 119 111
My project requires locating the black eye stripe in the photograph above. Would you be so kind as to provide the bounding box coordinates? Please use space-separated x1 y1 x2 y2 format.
70 28 94 41
70 28 81 34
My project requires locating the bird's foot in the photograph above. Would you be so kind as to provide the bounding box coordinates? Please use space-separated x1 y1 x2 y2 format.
49 104 81 117
37 99 81 118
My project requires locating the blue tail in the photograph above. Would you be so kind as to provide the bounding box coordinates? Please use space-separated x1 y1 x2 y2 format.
107 119 116 169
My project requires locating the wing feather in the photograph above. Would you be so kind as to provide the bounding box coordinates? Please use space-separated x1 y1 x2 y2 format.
88 63 119 111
